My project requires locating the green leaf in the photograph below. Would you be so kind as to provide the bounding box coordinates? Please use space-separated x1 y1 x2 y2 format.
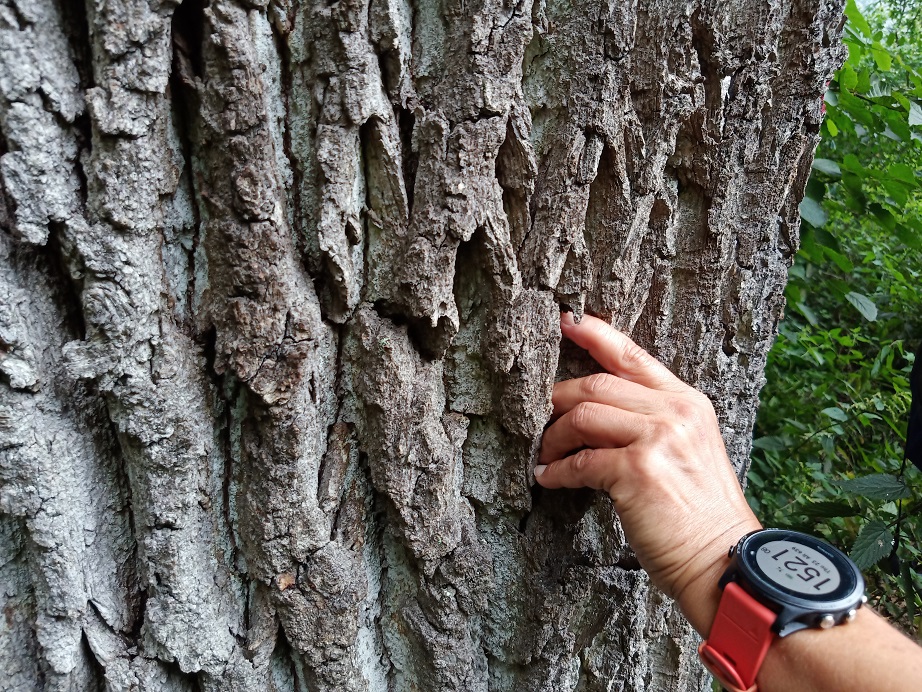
812 228 839 252
800 197 827 227
871 47 892 72
881 179 909 207
845 0 872 37
840 64 859 91
829 279 852 299
837 474 911 500
795 301 819 327
883 110 912 142
897 224 922 250
826 118 839 137
838 91 876 126
798 227 820 261
802 500 861 519
870 203 897 231
841 177 867 212
841 153 865 174
851 520 893 570
812 158 841 176
821 406 849 422
806 177 828 202
844 39 864 63
888 163 918 186
822 246 854 273
845 291 878 321
752 436 788 451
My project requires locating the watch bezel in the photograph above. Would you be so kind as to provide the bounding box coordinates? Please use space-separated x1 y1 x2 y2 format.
731 528 865 615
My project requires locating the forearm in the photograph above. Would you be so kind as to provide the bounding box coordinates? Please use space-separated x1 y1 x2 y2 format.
759 608 922 692
678 544 922 692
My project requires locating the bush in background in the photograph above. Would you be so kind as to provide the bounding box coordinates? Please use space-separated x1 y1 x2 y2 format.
750 0 922 635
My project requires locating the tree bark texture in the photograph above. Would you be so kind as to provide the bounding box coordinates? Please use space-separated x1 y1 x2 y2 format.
0 0 844 690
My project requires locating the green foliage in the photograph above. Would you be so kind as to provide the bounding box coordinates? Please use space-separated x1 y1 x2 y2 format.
852 520 895 570
749 0 922 636
836 473 912 500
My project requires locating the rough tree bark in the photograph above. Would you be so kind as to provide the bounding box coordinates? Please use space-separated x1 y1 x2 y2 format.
0 0 844 690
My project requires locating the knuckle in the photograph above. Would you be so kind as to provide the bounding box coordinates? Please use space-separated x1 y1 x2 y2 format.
654 416 687 441
621 445 645 471
621 342 652 369
666 396 699 422
571 448 597 475
626 444 659 482
581 373 615 399
686 388 712 405
569 402 597 433
695 391 718 416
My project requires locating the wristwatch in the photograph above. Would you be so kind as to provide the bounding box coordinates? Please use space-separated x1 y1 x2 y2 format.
698 528 866 692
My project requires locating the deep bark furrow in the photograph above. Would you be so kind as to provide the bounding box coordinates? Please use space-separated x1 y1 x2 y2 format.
0 227 135 692
1 0 846 689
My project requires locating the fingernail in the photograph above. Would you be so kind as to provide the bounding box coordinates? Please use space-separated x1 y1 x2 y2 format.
534 464 547 477
560 312 575 327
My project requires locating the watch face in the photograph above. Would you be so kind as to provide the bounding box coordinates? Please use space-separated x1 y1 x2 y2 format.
738 529 863 606
755 539 841 595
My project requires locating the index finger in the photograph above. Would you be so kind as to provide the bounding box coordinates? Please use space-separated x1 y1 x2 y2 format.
560 312 686 392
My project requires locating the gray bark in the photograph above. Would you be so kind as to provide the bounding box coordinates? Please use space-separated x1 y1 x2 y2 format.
0 0 844 690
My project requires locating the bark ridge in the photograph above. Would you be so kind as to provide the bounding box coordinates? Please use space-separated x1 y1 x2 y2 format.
0 0 844 689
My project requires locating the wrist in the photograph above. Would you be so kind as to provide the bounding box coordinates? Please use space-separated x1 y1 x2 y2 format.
698 527 869 692
674 518 763 636
675 547 733 636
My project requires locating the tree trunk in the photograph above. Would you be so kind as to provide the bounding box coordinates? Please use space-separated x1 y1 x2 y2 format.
0 0 843 689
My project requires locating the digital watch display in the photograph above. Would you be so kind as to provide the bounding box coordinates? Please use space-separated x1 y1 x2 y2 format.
698 528 866 692
753 539 841 595
727 528 865 628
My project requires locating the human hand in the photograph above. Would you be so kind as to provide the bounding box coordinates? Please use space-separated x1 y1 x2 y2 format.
535 312 761 634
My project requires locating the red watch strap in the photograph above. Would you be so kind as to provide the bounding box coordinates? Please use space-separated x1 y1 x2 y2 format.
698 582 777 691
